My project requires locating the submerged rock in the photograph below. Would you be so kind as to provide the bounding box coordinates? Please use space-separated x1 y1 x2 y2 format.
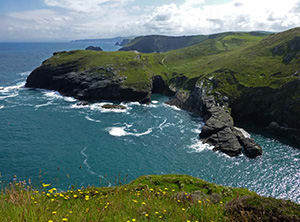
102 104 127 110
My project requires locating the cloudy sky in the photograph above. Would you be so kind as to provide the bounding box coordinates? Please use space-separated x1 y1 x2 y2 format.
1 0 300 41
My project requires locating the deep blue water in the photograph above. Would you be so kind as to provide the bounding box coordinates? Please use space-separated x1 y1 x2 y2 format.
0 42 300 203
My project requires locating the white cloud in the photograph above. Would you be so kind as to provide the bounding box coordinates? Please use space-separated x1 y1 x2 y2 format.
1 0 300 41
44 0 132 12
144 0 300 35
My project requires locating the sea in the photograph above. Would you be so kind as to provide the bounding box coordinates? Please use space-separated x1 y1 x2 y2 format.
0 42 299 203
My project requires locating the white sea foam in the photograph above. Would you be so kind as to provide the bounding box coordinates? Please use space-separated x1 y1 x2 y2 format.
163 103 181 111
43 91 64 100
18 71 31 77
35 101 53 108
191 129 201 134
108 127 152 137
42 90 76 102
85 116 101 123
152 100 158 104
80 147 107 183
0 105 4 109
0 81 25 93
189 138 214 152
71 102 130 113
0 93 18 99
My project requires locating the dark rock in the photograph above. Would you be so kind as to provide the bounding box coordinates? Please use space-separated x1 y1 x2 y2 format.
0 87 4 90
76 101 89 106
167 86 262 158
85 46 103 51
267 122 300 146
25 63 151 104
102 104 127 110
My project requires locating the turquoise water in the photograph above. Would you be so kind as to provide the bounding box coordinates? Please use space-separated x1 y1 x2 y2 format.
0 42 300 203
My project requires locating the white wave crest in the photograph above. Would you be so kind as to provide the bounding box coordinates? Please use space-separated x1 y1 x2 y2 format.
0 105 4 109
85 116 101 123
191 129 201 134
152 100 158 104
108 127 152 137
18 71 31 77
43 91 64 100
35 101 53 108
1 81 25 92
163 103 181 111
189 138 214 152
0 93 18 99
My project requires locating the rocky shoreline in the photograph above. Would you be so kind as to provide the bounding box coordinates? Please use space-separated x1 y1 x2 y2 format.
25 56 262 158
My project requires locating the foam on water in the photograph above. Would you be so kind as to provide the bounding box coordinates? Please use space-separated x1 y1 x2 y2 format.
108 127 153 137
0 105 4 109
0 93 18 100
0 81 25 93
71 102 130 113
35 101 53 108
163 103 181 111
189 137 214 152
18 71 31 77
85 116 101 123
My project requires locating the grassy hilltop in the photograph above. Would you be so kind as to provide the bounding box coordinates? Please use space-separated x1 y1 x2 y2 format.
45 28 300 102
1 175 300 222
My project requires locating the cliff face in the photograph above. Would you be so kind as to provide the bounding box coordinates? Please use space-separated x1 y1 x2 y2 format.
26 28 300 157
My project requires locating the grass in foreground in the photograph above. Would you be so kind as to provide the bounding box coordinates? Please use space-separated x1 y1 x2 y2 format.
1 175 300 222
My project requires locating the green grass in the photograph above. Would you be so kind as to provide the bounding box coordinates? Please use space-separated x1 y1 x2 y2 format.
42 28 300 101
1 174 299 222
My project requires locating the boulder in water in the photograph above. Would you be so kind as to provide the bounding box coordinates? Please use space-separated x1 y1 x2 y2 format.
102 104 127 110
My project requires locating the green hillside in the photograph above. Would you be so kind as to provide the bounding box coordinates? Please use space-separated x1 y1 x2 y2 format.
119 35 209 53
1 175 299 222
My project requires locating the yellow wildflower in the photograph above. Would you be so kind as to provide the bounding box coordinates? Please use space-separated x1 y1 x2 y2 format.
52 211 57 215
145 214 149 217
73 195 78 198
132 219 136 222
47 193 51 197
42 183 51 187
159 216 162 219
220 201 223 204
69 211 72 214
155 211 159 214
86 208 89 212
51 199 55 202
172 189 175 192
182 208 185 211
48 220 53 222
150 188 154 192
142 202 146 205
198 200 202 204
62 218 68 221
164 188 169 190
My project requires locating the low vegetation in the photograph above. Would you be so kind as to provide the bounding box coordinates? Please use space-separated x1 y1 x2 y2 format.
1 174 299 222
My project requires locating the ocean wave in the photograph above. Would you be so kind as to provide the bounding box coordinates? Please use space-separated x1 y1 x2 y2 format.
0 81 25 93
71 102 130 113
85 116 101 123
191 129 201 134
189 138 214 152
35 101 53 108
152 100 158 104
163 103 181 111
0 105 4 109
18 71 31 77
0 93 18 100
42 90 77 102
108 127 152 137
80 147 107 183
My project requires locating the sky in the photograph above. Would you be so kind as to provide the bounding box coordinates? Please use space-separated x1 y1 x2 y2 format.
0 0 300 41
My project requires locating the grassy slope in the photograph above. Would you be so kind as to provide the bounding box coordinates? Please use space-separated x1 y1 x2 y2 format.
162 29 300 98
1 175 299 222
120 35 209 53
45 50 169 91
43 28 300 100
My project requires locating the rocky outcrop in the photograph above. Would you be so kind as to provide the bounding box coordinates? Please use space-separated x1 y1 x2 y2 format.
167 86 262 158
85 46 103 51
232 78 300 147
102 104 127 110
25 62 151 104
